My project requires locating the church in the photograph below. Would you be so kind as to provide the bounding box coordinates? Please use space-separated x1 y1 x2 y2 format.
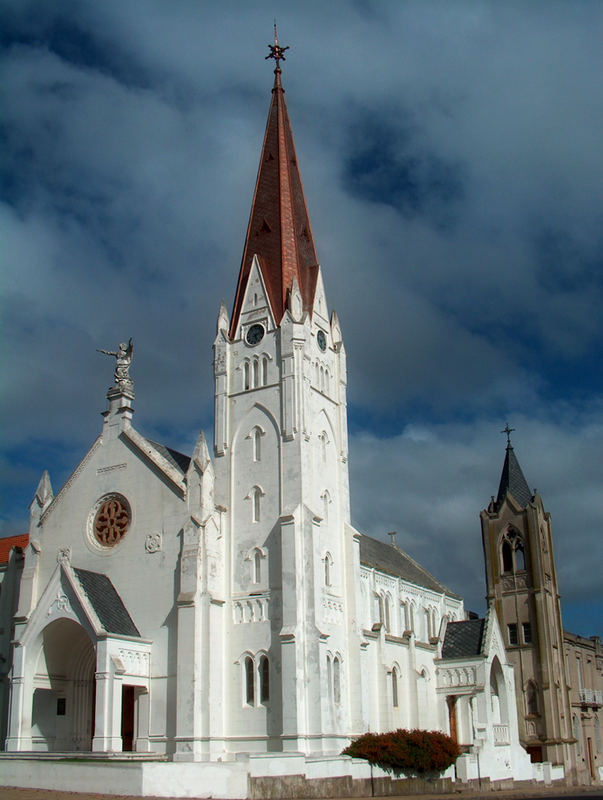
1 39 594 796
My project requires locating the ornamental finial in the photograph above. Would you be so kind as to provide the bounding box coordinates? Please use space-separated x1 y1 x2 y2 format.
266 22 289 71
501 422 515 447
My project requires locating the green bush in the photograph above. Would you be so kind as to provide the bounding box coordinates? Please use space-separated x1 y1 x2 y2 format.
342 728 460 775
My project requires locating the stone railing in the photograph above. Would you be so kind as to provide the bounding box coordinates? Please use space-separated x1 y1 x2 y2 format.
493 724 509 745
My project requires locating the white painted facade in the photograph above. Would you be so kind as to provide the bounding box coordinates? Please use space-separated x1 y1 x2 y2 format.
0 63 539 790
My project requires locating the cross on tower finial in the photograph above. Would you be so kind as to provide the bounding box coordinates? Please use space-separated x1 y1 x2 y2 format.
501 422 515 447
266 22 289 71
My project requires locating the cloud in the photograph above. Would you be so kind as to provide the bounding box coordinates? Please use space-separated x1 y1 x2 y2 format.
0 1 601 636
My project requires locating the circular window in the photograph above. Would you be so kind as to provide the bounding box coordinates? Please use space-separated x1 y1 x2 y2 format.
92 494 130 548
246 323 265 346
317 330 327 351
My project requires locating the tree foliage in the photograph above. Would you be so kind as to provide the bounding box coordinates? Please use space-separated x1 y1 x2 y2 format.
342 728 460 775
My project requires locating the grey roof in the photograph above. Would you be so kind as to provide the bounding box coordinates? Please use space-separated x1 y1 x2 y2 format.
496 445 532 508
147 439 191 474
442 618 485 659
358 534 461 599
73 568 140 637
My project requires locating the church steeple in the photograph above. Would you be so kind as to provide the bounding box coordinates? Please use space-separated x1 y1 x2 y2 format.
229 39 319 338
495 426 532 509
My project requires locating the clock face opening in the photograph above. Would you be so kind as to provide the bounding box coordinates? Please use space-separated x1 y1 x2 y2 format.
246 323 265 346
317 330 327 351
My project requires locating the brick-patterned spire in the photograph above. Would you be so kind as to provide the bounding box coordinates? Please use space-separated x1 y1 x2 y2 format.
229 52 319 338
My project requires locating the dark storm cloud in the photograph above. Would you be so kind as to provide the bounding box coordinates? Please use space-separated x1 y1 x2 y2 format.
0 0 601 635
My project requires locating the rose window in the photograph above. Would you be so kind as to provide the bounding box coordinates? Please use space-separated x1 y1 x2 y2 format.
93 496 130 547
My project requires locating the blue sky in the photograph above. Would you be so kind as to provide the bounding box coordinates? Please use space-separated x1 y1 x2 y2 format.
1 0 602 637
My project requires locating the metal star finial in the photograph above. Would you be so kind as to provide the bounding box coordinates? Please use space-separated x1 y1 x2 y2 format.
501 422 515 446
266 22 289 70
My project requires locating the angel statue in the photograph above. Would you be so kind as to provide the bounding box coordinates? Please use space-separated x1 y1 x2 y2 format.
97 338 134 388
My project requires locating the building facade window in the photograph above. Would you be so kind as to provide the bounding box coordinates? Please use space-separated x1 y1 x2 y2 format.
259 655 270 703
508 623 518 645
245 656 254 705
324 552 333 587
522 622 532 643
333 656 341 705
392 666 399 708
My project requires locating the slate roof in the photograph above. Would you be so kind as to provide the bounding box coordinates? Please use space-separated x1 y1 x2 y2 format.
358 534 461 599
229 65 319 337
73 568 140 637
0 533 29 564
496 444 532 509
146 439 191 474
441 618 485 659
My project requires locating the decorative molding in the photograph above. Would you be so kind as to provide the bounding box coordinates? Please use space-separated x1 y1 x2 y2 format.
145 532 162 553
47 589 70 617
97 463 127 475
117 648 150 677
57 547 71 565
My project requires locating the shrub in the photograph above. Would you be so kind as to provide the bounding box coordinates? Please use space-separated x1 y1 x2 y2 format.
342 728 460 775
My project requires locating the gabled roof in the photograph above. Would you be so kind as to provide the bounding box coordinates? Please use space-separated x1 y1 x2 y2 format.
496 444 532 509
358 533 461 599
73 567 140 637
0 533 29 564
229 65 319 337
146 439 191 474
442 618 485 659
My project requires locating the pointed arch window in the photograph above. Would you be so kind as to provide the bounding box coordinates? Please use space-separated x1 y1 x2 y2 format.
253 358 260 388
526 680 539 715
501 530 526 574
253 550 262 584
262 357 268 386
259 655 270 703
245 656 254 705
384 595 392 633
333 656 341 705
392 666 399 708
248 486 264 523
250 426 263 462
324 552 333 587
321 490 331 523
318 431 329 463
243 361 251 391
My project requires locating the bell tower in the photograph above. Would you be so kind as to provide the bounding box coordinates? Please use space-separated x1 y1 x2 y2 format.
480 427 577 775
212 34 361 754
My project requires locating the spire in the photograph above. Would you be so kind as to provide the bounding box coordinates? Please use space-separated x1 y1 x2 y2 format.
496 426 532 508
229 36 319 338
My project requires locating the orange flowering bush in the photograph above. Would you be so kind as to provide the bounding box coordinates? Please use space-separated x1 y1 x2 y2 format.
342 728 460 775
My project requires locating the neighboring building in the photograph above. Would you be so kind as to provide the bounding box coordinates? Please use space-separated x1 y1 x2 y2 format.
481 435 602 784
0 53 532 785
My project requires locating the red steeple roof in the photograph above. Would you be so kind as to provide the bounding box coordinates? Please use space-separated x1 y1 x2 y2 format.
229 63 319 338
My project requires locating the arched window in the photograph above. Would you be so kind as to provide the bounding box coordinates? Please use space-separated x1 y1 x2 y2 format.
595 716 601 752
502 540 513 573
320 366 324 391
333 656 341 705
327 654 333 700
244 361 250 391
318 431 328 462
259 655 270 703
253 359 259 388
515 542 526 571
321 490 330 523
392 666 399 708
526 680 538 715
384 595 391 632
324 552 333 587
324 369 329 393
262 357 268 386
253 550 262 583
249 486 263 523
252 427 262 462
245 656 254 705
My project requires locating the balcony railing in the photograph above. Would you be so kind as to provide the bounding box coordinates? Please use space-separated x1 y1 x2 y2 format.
493 724 510 745
579 689 602 705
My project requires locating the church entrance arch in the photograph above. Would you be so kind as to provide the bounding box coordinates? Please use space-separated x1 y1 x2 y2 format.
31 618 95 751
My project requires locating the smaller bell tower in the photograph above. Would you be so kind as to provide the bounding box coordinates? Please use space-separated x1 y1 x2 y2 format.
480 426 577 776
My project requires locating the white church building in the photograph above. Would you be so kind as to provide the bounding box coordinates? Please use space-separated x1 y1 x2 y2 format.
0 44 540 794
